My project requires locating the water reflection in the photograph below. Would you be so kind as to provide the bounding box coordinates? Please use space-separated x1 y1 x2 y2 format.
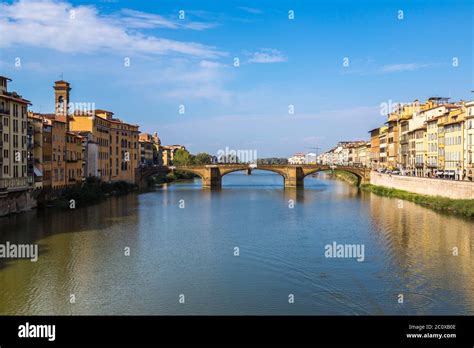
0 172 472 315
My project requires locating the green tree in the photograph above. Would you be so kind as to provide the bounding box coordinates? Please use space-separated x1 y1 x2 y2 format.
173 149 193 165
194 152 213 165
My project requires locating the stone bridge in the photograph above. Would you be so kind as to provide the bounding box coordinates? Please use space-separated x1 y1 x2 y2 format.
136 164 371 189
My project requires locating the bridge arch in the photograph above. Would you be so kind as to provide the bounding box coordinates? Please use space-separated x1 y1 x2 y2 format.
243 166 291 184
303 167 365 186
136 166 207 188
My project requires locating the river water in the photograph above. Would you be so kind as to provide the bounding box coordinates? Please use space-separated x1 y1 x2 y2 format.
0 172 473 315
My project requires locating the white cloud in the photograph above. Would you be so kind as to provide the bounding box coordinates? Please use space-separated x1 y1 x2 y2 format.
0 0 224 58
162 60 232 100
381 63 431 73
248 49 287 64
117 58 233 101
237 7 263 14
117 9 218 31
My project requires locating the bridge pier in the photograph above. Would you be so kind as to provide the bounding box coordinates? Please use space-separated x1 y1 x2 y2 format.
202 167 222 188
284 167 305 188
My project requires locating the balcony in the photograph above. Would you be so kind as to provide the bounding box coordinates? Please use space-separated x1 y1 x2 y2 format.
0 107 10 115
0 177 29 191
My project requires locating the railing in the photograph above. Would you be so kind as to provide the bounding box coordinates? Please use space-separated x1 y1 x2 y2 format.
0 177 29 190
0 107 10 114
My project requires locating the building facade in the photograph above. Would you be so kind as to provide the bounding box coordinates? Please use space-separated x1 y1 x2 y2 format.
0 76 31 192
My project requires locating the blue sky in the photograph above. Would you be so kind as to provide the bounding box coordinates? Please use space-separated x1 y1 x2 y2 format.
0 0 472 156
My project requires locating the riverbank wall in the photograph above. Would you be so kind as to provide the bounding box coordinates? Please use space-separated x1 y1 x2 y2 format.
370 172 474 200
0 191 37 216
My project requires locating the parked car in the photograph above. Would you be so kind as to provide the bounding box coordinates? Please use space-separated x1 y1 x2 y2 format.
391 170 400 175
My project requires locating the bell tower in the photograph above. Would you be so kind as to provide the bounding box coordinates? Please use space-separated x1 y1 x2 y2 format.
54 80 71 116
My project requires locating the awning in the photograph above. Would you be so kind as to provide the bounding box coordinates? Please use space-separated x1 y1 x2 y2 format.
33 166 43 177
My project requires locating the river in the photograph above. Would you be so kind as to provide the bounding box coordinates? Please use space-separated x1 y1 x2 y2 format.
0 171 473 315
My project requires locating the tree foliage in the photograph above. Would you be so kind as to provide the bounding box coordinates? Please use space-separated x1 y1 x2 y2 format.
194 152 213 165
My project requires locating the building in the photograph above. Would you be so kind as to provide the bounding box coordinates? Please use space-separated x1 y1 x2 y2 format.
385 112 399 169
426 116 439 174
354 142 370 167
465 101 474 181
378 126 388 168
27 112 45 189
288 153 305 164
443 107 465 179
305 152 317 164
108 111 139 182
139 133 154 167
151 132 162 166
413 126 427 176
139 132 163 167
161 145 186 166
42 118 53 188
70 108 139 183
368 128 381 169
49 114 67 188
65 131 83 184
80 132 99 178
0 76 31 192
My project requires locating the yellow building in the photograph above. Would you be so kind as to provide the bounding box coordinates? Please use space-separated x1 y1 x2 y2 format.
108 113 139 183
161 145 186 166
378 126 388 168
425 117 439 173
443 108 465 179
397 101 421 169
436 111 450 171
0 76 31 192
385 112 399 169
465 101 474 180
412 126 427 176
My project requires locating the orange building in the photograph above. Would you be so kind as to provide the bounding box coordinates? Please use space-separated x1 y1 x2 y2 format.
48 114 67 188
70 109 139 183
65 131 83 184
